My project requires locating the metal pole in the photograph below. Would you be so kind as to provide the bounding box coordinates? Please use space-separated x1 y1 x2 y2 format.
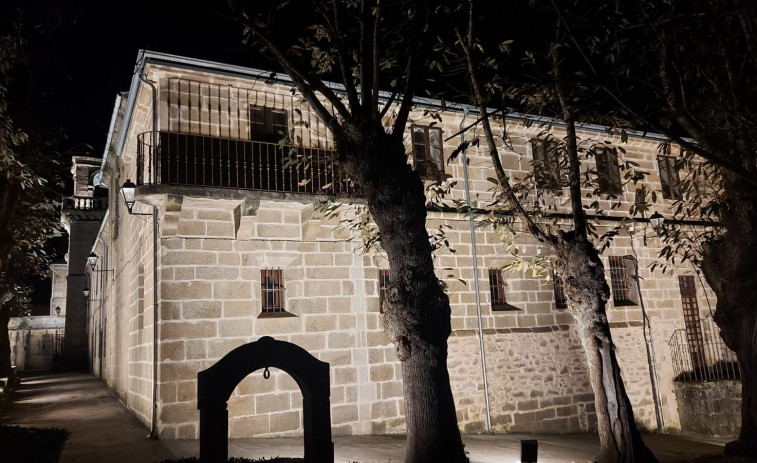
460 110 492 433
630 234 665 431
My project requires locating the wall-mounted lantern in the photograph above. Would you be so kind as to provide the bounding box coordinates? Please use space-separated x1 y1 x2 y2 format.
121 179 151 216
649 212 665 237
87 252 98 271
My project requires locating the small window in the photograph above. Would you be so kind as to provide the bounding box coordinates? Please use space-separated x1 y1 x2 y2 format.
657 155 681 200
489 268 518 311
531 138 566 190
553 274 567 309
378 269 391 313
411 125 444 176
595 146 622 196
250 106 288 143
261 268 285 313
634 186 648 206
608 256 639 306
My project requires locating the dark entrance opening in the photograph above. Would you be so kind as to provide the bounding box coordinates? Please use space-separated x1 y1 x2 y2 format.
197 336 333 462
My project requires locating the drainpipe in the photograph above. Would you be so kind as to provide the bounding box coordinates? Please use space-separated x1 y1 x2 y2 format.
460 109 492 433
138 74 161 439
99 260 104 380
629 234 665 431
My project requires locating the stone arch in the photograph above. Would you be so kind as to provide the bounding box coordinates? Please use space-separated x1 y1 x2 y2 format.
197 336 333 463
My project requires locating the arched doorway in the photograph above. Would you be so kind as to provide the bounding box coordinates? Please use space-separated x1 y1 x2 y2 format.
197 336 333 462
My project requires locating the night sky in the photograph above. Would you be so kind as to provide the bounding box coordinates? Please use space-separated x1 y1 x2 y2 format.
29 0 257 155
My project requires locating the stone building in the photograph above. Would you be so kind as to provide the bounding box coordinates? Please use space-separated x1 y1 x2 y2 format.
74 50 734 440
60 156 108 370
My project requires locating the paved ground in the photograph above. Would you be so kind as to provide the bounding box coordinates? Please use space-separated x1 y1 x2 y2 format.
0 372 734 462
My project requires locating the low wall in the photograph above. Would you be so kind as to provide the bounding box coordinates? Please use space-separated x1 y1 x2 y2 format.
674 380 741 437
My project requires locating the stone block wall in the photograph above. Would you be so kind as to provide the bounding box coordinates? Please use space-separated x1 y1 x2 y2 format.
154 198 399 439
674 381 741 437
448 327 596 434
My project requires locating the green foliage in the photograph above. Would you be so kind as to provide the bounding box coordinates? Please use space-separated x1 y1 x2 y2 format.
0 7 65 318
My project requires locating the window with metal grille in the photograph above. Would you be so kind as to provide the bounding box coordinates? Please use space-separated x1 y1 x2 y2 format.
530 138 566 190
594 146 622 196
678 275 706 371
411 125 444 177
553 274 567 309
378 269 391 313
489 268 518 311
657 155 681 200
634 185 648 207
250 106 288 143
608 256 639 306
261 268 285 313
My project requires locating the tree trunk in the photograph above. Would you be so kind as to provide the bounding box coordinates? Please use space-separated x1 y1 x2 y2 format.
340 130 467 463
0 306 12 378
701 174 757 457
557 233 657 463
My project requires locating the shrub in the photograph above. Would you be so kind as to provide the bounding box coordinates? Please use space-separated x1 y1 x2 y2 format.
0 425 70 463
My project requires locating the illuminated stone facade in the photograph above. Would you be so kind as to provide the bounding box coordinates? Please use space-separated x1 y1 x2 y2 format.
77 51 725 439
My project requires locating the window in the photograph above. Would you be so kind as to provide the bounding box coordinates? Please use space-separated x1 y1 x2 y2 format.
411 125 444 176
531 138 566 190
489 268 518 311
634 186 648 206
678 275 706 371
657 155 681 200
378 269 391 313
594 146 622 196
608 256 639 306
261 268 285 313
553 274 567 309
250 106 288 143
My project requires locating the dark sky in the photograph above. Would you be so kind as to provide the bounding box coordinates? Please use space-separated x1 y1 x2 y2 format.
24 0 258 155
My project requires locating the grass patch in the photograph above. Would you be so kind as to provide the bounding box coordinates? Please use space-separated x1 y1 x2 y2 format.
0 425 69 463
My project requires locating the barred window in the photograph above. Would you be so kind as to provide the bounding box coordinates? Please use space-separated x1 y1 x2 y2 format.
261 268 285 313
553 274 567 309
595 146 622 196
635 186 648 207
378 269 391 313
531 138 566 190
489 268 518 311
608 256 639 306
657 155 681 200
411 125 444 176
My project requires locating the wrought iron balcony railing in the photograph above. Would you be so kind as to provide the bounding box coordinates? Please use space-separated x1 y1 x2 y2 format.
669 317 741 382
136 131 356 197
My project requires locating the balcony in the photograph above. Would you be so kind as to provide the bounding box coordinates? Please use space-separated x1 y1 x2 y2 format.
62 196 108 211
61 195 108 225
136 131 356 197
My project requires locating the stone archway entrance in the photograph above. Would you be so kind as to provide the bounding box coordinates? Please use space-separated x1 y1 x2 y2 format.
197 336 333 462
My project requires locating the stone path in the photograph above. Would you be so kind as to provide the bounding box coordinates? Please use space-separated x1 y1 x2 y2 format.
1 371 732 462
